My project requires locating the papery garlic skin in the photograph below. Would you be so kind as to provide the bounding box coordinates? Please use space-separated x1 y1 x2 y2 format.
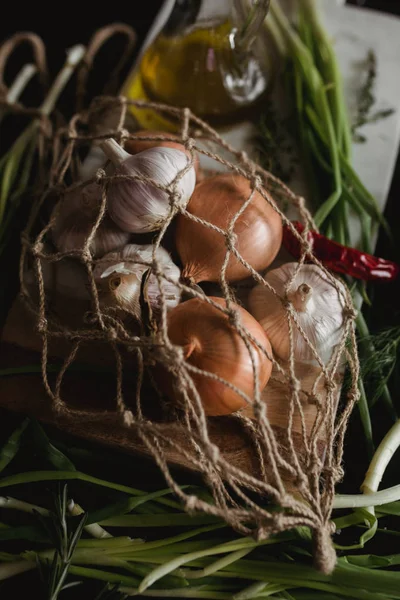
93 244 181 318
102 140 196 233
52 182 129 258
248 263 347 365
26 258 90 301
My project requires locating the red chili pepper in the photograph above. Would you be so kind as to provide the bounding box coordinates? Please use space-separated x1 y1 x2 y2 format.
282 221 399 282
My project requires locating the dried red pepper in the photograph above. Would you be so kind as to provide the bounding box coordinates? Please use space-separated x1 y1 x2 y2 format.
283 221 399 282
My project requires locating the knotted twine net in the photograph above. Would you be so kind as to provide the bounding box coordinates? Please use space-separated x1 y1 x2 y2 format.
16 92 361 574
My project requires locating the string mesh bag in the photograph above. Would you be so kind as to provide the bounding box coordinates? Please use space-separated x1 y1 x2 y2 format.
19 94 361 575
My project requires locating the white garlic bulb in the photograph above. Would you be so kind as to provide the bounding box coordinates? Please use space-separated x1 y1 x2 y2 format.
93 244 181 319
51 182 130 258
248 263 347 365
26 258 90 301
101 139 196 233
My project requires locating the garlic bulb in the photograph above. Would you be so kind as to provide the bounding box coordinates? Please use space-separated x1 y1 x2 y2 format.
248 263 347 365
26 258 90 301
93 244 181 318
52 182 129 258
101 139 196 233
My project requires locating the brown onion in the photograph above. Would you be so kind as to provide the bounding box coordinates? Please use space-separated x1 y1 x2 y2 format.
124 130 200 176
175 174 283 283
166 297 272 416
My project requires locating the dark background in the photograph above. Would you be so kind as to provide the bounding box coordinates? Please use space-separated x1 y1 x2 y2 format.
0 1 399 71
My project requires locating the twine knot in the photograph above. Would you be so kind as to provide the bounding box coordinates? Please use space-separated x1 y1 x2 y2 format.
185 495 198 512
107 327 118 341
347 391 359 403
169 187 182 208
325 379 336 393
289 378 301 393
344 307 357 320
226 232 238 251
95 168 106 184
185 137 195 151
119 128 130 143
122 410 135 427
37 317 48 332
249 174 262 190
312 527 337 575
32 242 44 256
228 310 240 329
205 444 220 464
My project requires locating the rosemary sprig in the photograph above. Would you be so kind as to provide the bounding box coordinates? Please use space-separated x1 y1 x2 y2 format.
35 484 87 600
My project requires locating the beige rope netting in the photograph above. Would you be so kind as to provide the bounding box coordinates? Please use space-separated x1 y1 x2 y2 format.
16 95 361 575
1 25 360 577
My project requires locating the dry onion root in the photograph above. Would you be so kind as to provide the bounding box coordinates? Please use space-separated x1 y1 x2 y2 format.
165 297 273 416
175 174 283 284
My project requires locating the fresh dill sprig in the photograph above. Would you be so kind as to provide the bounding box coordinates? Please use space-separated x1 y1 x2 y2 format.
352 50 395 143
36 484 87 600
255 102 297 184
360 325 400 407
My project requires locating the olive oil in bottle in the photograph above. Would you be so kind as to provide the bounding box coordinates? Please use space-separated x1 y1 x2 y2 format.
123 1 271 130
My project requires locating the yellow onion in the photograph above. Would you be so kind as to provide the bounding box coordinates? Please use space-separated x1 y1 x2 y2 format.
175 174 283 283
166 297 273 416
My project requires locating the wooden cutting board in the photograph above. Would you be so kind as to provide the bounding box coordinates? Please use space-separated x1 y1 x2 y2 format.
0 294 335 477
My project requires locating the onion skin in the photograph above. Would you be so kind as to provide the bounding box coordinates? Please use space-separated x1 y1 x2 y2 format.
166 297 273 416
175 174 283 283
124 131 200 176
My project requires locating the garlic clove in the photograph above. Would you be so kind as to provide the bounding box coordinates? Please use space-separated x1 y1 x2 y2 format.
93 244 182 319
101 140 196 233
248 263 347 365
